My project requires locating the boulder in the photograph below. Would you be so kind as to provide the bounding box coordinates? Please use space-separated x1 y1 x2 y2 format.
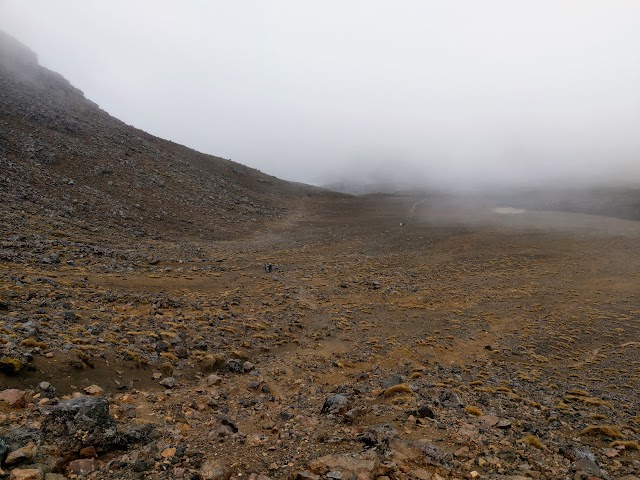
41 396 118 454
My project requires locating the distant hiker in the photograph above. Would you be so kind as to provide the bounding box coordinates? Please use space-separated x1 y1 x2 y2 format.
265 263 273 272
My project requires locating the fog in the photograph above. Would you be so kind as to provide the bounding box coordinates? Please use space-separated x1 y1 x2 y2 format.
2 0 640 190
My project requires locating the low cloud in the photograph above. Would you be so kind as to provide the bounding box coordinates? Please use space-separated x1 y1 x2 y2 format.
1 0 639 191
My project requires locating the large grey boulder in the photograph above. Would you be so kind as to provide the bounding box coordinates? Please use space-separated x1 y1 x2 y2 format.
41 397 118 454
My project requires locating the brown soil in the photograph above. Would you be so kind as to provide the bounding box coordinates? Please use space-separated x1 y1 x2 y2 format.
2 194 639 478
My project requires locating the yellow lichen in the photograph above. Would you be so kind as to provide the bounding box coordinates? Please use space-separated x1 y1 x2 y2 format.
520 434 545 449
0 357 23 374
160 352 178 362
610 440 640 451
20 338 48 348
465 406 483 416
382 383 414 397
579 425 624 439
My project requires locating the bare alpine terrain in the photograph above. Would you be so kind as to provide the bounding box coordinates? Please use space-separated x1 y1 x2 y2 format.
1 32 639 480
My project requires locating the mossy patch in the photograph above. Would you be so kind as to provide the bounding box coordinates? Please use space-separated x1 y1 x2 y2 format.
0 356 23 374
382 383 414 397
520 434 545 449
610 440 640 451
579 425 624 439
465 406 483 416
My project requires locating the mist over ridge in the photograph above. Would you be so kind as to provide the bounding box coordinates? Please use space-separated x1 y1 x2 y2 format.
1 0 639 190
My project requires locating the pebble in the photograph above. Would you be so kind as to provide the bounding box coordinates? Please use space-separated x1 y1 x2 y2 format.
294 471 320 480
174 345 188 358
573 457 602 477
68 458 95 475
496 418 512 429
226 359 244 373
160 376 177 388
308 454 376 479
247 474 271 480
479 414 499 427
83 384 104 396
199 459 233 480
382 374 405 389
320 395 352 415
44 474 66 480
5 441 36 465
440 391 464 408
410 405 435 419
246 433 266 447
131 460 152 472
37 382 55 399
161 447 177 458
0 389 26 408
9 468 43 480
243 361 255 372
406 469 431 480
79 446 97 458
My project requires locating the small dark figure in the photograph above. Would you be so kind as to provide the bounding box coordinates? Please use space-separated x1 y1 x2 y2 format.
265 263 273 273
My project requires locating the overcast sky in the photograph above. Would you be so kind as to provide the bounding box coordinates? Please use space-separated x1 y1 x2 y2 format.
1 1 640 189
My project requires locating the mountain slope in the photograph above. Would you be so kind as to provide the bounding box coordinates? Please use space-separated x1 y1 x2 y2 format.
0 31 333 241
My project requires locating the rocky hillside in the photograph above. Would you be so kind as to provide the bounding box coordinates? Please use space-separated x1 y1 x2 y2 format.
0 31 333 242
2 31 639 480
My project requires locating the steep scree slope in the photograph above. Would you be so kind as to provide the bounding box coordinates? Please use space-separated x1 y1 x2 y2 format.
0 31 332 242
